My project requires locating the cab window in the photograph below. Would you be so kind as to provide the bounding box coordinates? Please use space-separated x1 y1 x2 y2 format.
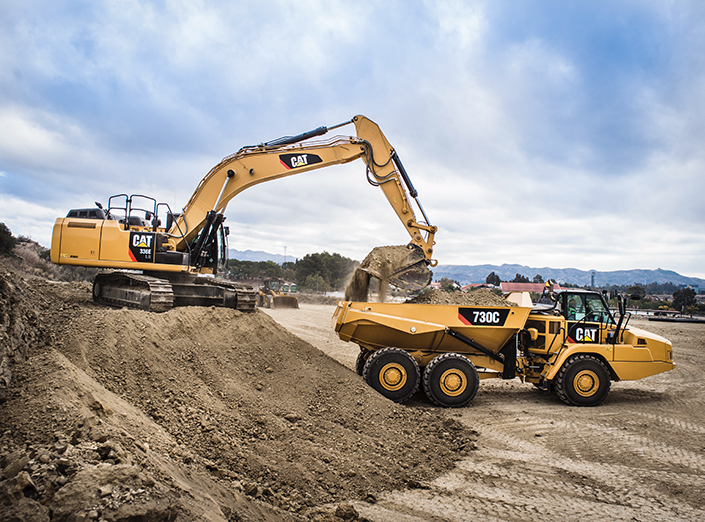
585 295 614 324
566 295 586 321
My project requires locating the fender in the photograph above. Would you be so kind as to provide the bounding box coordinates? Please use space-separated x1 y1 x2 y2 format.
543 343 615 381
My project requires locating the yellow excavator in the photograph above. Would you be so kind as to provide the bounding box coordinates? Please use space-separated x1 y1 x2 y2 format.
50 115 438 312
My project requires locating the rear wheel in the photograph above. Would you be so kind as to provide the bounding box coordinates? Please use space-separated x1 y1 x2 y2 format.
363 347 419 403
423 353 479 408
355 348 370 376
555 354 610 406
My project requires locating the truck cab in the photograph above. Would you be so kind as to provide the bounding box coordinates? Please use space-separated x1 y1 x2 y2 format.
522 289 675 405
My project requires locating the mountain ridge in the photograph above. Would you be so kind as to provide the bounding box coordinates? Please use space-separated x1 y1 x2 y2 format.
432 263 705 288
229 249 704 287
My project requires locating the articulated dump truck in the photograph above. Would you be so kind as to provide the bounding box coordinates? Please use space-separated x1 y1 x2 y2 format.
332 288 675 407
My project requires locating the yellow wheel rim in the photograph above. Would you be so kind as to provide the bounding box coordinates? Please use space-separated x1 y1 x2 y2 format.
439 369 467 397
379 363 407 391
574 370 599 397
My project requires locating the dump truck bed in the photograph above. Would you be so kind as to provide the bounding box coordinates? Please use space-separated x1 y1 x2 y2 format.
333 300 533 356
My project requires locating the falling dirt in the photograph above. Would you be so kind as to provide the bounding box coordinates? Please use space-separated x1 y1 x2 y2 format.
344 245 429 303
343 267 371 303
0 252 476 522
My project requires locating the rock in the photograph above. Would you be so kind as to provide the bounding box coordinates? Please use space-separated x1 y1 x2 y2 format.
335 501 359 520
243 482 260 497
2 453 30 480
0 497 50 522
88 428 109 443
0 471 38 505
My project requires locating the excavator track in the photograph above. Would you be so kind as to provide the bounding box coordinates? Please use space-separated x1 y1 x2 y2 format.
93 272 174 312
92 271 257 312
201 277 258 312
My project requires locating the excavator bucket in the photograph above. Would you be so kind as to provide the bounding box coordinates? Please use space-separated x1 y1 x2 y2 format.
271 295 299 309
359 244 431 290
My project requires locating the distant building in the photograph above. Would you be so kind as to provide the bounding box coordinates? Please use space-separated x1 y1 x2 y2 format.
461 283 495 291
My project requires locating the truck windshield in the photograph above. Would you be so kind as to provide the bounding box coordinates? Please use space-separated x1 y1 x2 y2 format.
585 295 614 325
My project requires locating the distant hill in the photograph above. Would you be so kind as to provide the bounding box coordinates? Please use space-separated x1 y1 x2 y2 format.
228 249 704 288
432 263 705 288
229 249 294 264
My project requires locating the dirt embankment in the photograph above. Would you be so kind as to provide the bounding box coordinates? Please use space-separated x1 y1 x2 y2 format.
0 258 477 522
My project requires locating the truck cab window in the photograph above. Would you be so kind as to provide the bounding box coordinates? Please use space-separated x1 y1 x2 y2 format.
585 295 614 324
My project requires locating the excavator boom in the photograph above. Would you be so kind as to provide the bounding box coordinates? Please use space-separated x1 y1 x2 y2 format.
173 115 436 263
50 115 437 311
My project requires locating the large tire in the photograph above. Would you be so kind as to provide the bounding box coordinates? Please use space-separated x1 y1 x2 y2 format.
355 348 370 376
555 354 611 406
363 347 419 403
423 353 479 408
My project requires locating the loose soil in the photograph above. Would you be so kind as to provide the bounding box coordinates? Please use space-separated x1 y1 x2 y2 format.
3 246 705 521
405 288 516 307
0 256 475 522
344 245 429 303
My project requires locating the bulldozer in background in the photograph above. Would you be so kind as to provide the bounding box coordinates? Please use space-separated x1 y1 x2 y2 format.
257 278 299 309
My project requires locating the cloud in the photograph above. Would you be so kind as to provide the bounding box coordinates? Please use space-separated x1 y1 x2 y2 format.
2 1 705 279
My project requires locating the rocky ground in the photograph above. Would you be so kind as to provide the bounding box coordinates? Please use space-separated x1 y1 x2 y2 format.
0 252 476 522
2 245 704 521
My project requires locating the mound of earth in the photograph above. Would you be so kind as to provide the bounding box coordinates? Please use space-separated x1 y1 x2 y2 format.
0 257 477 521
406 288 516 306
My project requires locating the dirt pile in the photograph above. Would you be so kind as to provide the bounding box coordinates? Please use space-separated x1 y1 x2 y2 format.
406 288 517 306
0 256 477 521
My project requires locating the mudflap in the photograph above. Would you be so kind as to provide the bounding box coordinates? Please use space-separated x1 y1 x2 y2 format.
500 340 517 380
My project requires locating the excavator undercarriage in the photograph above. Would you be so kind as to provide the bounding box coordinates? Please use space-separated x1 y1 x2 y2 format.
92 271 257 312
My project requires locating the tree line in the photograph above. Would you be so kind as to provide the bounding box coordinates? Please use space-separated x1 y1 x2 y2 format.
225 251 358 293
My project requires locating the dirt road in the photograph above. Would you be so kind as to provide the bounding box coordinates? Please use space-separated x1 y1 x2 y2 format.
263 304 705 521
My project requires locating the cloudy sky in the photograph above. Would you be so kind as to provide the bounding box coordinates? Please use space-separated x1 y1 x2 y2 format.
1 0 704 277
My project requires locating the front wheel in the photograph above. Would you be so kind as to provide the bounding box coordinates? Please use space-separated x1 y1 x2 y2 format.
363 348 419 403
555 354 611 406
423 353 479 408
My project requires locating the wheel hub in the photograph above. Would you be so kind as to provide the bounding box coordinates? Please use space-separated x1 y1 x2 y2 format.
574 370 599 397
440 369 467 397
379 363 407 391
